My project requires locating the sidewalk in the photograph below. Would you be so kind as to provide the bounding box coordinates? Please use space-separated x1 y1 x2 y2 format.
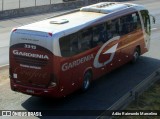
0 9 75 29
0 65 9 85
0 0 63 11
0 0 85 20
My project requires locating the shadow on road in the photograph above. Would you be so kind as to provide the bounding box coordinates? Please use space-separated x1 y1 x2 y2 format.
21 56 160 118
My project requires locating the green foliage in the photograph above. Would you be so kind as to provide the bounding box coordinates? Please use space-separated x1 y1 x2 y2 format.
114 80 160 119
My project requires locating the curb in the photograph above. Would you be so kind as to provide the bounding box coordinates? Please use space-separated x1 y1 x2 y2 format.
97 68 160 119
0 64 9 70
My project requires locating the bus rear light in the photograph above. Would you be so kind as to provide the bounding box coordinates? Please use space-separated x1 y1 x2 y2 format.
44 90 49 93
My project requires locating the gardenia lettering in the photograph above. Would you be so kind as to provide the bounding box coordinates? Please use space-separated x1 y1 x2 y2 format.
13 50 49 60
62 54 94 71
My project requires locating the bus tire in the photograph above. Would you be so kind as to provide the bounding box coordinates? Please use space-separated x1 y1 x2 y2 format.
81 71 92 92
131 47 140 63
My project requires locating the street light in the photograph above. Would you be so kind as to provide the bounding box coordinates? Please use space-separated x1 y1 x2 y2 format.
35 0 36 6
19 0 20 8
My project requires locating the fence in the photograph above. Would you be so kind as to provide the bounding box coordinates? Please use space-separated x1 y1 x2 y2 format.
0 0 66 11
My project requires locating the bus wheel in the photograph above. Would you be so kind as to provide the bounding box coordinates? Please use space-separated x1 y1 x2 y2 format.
81 72 92 92
131 47 140 63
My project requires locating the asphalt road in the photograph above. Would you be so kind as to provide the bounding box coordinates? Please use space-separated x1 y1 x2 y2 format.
0 0 64 11
0 0 160 119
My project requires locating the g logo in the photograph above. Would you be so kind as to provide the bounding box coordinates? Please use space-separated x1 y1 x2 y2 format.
93 36 120 68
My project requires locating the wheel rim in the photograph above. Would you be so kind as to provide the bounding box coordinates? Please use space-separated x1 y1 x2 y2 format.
83 73 91 90
133 51 139 61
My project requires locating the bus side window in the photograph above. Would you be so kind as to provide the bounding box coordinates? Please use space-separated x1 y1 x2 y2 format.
112 19 120 36
132 13 141 30
106 19 120 39
120 13 142 35
120 14 133 35
70 33 79 56
59 33 79 57
120 16 126 35
79 29 92 52
121 16 127 34
92 24 106 47
59 35 71 57
106 21 113 40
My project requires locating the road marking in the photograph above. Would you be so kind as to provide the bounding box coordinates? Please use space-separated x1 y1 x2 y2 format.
0 64 9 68
151 28 157 31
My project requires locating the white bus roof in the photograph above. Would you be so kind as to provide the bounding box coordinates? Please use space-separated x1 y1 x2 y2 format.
18 2 146 38
80 2 129 13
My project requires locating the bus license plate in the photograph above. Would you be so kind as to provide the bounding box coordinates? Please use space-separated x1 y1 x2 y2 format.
26 89 34 94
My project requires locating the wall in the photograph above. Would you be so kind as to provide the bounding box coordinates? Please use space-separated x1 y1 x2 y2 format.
0 0 131 20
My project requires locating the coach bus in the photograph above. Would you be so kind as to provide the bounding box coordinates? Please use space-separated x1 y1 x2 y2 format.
10 2 153 97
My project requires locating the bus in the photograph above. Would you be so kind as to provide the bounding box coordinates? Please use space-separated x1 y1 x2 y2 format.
10 2 153 98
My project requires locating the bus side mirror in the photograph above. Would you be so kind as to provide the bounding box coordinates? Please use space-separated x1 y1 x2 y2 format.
153 16 156 24
150 14 156 24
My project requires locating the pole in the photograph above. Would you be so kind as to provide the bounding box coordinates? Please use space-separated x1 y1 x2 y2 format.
50 0 51 4
19 0 20 8
2 0 3 11
35 0 36 6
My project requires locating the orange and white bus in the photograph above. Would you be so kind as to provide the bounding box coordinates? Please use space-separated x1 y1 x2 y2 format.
10 2 152 97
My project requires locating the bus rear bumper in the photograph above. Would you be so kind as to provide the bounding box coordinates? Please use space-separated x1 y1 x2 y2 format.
10 80 64 98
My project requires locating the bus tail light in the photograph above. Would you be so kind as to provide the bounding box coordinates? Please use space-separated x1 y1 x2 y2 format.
48 74 57 88
49 82 57 88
